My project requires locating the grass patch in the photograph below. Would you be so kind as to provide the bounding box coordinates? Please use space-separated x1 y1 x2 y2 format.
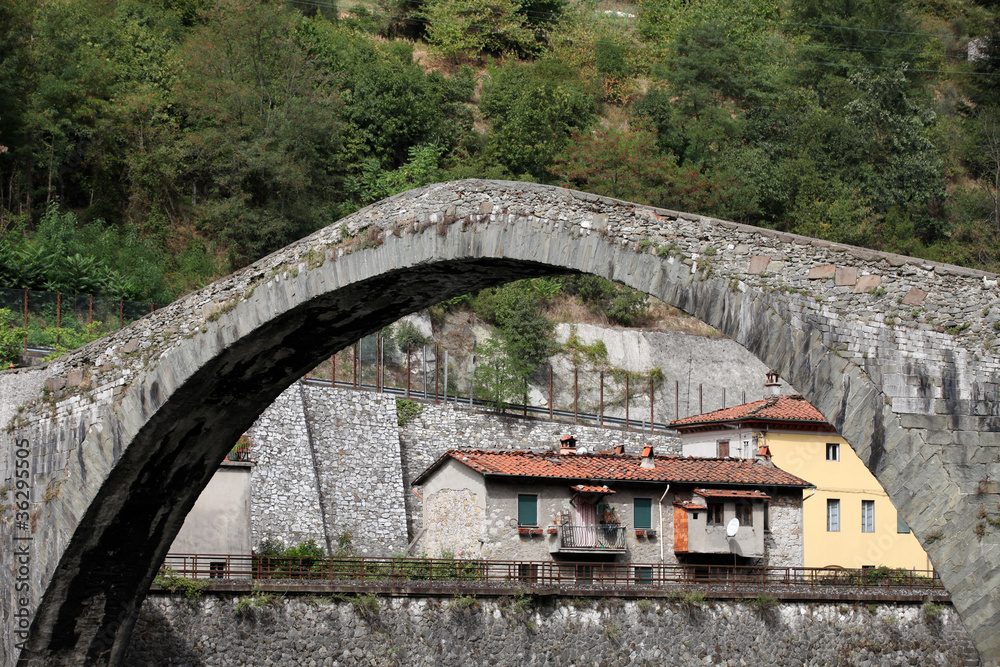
154 567 210 600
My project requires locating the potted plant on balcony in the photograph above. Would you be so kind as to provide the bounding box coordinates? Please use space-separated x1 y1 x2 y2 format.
229 434 252 461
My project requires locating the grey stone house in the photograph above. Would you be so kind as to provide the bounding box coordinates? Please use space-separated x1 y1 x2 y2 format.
411 436 811 568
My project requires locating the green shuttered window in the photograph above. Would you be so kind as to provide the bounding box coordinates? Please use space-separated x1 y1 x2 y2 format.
634 498 652 529
518 494 538 526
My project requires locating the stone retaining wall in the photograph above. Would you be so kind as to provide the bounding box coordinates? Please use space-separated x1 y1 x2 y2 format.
247 383 682 554
124 593 979 666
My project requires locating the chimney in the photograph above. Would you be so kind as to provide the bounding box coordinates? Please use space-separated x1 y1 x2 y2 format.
559 435 578 455
764 370 781 396
640 445 655 469
612 444 626 455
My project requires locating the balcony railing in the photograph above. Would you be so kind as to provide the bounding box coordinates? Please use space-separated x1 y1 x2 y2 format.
159 554 944 599
560 524 627 551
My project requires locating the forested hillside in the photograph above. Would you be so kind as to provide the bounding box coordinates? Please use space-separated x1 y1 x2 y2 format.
0 0 998 304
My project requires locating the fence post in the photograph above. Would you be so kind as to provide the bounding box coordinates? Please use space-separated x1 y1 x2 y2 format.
406 342 411 399
625 374 629 430
435 344 439 404
56 292 60 349
444 350 449 404
675 380 679 420
699 384 703 414
600 372 604 427
469 354 474 406
353 342 359 388
23 290 27 353
88 294 93 325
574 367 578 422
650 375 654 432
119 299 124 329
549 366 553 420
422 345 428 400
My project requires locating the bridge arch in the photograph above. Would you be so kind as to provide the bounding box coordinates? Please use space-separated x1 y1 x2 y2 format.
3 180 999 665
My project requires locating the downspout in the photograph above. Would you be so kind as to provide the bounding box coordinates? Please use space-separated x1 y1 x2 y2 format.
658 484 670 563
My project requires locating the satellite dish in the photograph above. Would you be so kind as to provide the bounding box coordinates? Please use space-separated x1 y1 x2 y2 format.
726 518 740 537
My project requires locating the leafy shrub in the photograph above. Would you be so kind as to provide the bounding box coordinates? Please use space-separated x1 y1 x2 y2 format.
561 275 649 326
155 567 210 599
396 398 424 426
0 308 25 364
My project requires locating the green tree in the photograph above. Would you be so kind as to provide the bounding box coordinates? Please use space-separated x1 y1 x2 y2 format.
424 0 539 61
844 64 945 242
173 0 344 268
301 21 473 173
550 120 746 218
473 334 533 409
480 60 595 179
0 0 36 225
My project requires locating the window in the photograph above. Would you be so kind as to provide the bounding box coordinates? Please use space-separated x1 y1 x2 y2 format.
897 514 911 534
717 440 730 457
827 499 840 532
707 502 724 526
518 494 538 526
576 564 594 585
826 443 840 461
518 563 538 584
862 500 875 533
763 502 770 532
735 502 753 527
634 498 652 529
634 566 653 585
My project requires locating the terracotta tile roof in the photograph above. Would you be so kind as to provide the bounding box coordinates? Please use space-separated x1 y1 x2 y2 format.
695 489 771 500
571 484 616 494
414 449 811 488
674 501 705 510
670 395 833 429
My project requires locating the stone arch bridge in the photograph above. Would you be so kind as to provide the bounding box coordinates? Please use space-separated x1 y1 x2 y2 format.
2 180 1000 666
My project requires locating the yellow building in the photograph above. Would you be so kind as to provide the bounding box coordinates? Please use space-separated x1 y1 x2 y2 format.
671 392 931 571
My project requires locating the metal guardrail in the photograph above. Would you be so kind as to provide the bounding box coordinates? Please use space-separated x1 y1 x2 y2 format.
560 525 628 550
302 377 676 433
160 554 943 595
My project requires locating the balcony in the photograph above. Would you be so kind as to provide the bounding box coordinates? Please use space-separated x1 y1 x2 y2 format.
556 524 627 553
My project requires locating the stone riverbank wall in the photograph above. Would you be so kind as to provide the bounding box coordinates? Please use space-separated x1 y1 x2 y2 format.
124 593 978 666
247 382 681 555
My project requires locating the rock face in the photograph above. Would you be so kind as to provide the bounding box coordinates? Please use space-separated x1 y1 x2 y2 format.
3 179 1000 665
550 323 793 421
124 594 979 667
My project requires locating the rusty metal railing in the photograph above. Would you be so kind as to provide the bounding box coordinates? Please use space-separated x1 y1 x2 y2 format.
159 555 942 596
559 525 628 551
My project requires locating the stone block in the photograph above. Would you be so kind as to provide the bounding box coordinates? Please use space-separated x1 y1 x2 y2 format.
835 267 858 286
748 256 770 274
45 377 66 392
899 413 950 430
902 286 928 305
854 275 882 293
122 338 140 354
808 264 835 280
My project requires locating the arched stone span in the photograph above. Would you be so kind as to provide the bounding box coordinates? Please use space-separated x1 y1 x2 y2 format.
2 180 999 666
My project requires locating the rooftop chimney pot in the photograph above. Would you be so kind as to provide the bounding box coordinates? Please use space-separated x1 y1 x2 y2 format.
640 445 655 469
559 435 578 455
764 370 781 396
